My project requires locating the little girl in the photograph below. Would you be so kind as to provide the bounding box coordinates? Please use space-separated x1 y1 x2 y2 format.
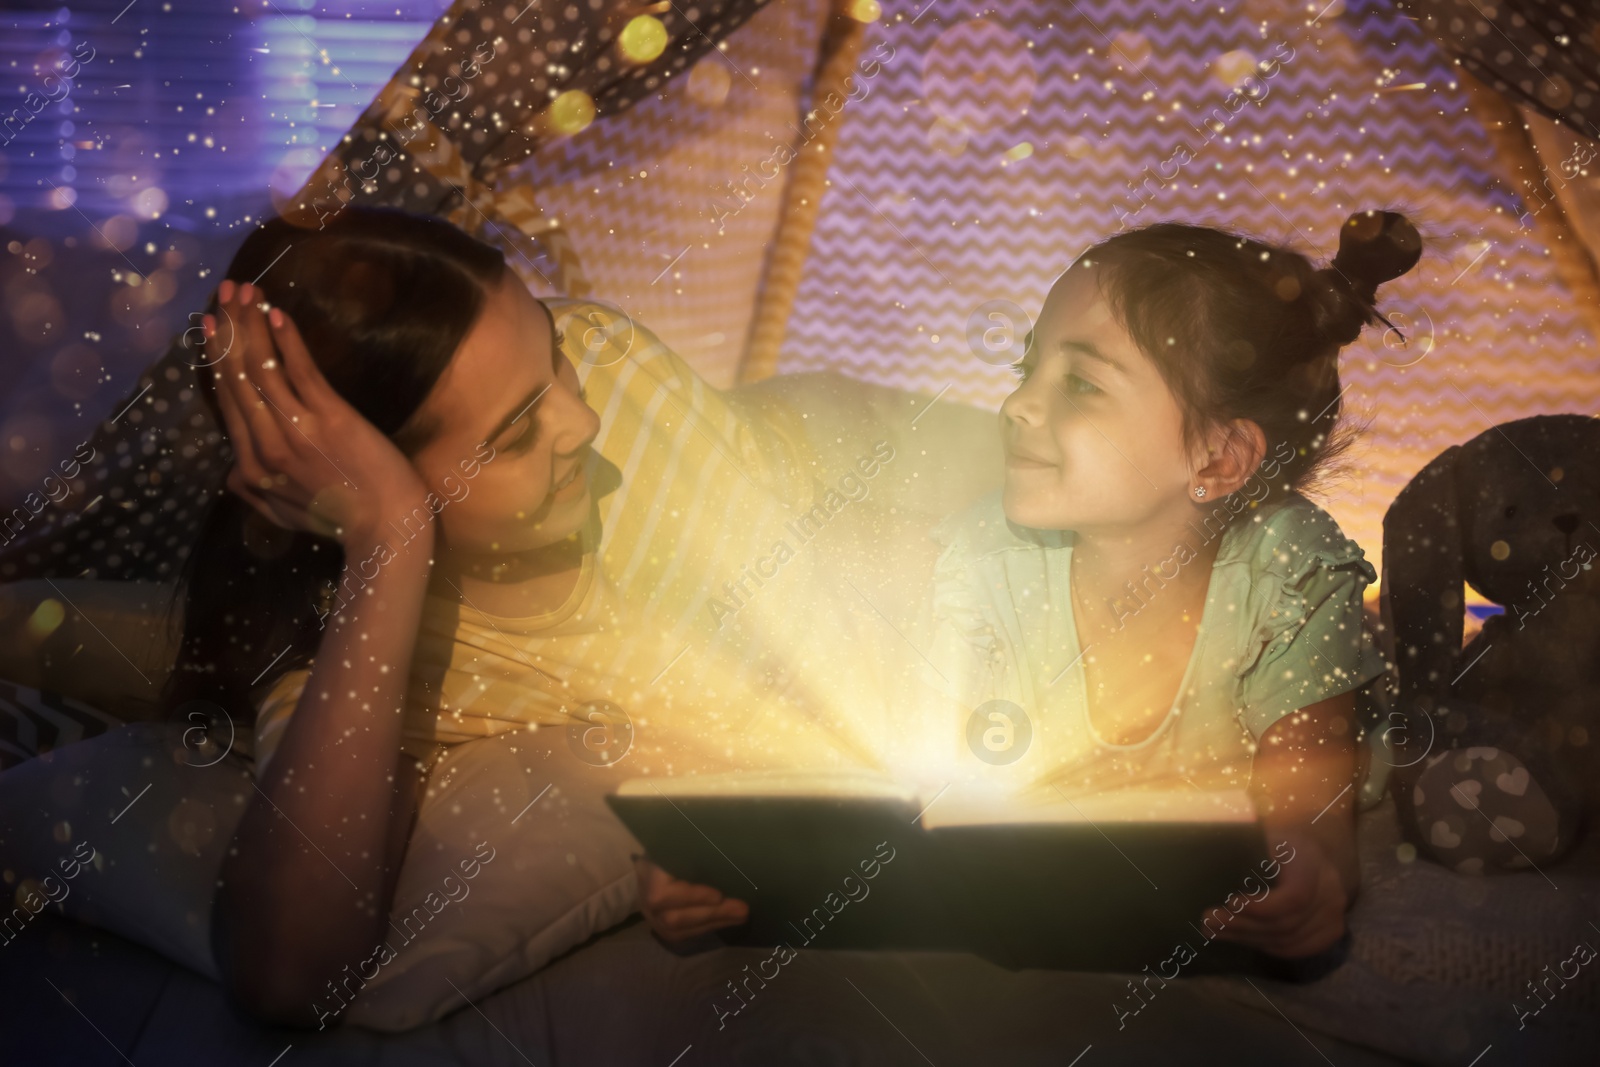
637 211 1424 956
918 209 1422 959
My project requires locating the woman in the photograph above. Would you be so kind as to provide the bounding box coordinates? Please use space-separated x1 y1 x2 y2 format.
178 205 943 1025
182 207 600 1024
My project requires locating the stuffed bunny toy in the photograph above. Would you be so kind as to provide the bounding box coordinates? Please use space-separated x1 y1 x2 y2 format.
1381 413 1600 875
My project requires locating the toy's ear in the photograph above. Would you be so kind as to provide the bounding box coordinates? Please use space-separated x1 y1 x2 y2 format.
1382 443 1465 711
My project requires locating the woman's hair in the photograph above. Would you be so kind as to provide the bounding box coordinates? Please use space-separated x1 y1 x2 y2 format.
1077 208 1422 514
160 206 507 724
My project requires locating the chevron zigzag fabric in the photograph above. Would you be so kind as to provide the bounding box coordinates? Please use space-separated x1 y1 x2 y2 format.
773 0 1600 589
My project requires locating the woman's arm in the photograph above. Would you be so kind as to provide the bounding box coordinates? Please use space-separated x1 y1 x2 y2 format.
1213 691 1361 958
634 857 748 945
728 371 1004 521
199 281 441 1025
212 525 434 1026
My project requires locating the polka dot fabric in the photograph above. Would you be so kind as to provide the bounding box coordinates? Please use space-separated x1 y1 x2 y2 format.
0 0 771 585
1399 0 1600 132
0 345 228 583
280 0 774 226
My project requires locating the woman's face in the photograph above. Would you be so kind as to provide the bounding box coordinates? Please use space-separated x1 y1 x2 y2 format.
999 263 1199 532
407 272 600 555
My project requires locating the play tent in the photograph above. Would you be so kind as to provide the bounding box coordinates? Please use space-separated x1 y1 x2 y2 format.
3 2 1599 1062
3 0 1598 596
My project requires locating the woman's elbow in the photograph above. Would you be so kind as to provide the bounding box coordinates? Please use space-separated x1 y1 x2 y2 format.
216 953 344 1030
211 907 342 1029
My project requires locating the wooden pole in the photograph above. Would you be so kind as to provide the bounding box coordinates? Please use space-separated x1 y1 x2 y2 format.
735 1 870 384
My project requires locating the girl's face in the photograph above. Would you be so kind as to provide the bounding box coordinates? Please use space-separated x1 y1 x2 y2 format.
408 273 601 555
1000 263 1202 532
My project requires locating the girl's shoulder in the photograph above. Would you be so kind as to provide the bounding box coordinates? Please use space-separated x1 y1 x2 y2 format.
1214 491 1376 589
1220 493 1390 741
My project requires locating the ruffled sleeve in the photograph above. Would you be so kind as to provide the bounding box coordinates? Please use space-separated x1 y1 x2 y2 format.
1232 501 1391 740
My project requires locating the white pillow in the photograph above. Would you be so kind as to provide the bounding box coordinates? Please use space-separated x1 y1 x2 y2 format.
0 720 246 979
342 725 641 1031
0 717 643 1032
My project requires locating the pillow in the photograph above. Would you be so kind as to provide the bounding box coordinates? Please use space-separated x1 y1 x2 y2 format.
0 714 643 1033
0 720 248 978
341 725 641 1031
0 676 123 771
1192 795 1600 1066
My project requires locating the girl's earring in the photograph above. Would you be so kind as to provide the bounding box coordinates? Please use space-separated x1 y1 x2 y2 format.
1193 486 1208 499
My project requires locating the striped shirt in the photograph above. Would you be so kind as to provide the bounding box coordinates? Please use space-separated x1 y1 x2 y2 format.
250 298 918 780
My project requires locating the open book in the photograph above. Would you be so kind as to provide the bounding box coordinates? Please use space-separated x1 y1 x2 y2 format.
607 771 1277 972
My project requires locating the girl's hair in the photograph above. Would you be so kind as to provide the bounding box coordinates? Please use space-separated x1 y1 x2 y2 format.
160 206 507 723
1078 208 1422 514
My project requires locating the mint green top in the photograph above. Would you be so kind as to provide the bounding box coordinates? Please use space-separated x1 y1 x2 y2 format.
924 489 1395 807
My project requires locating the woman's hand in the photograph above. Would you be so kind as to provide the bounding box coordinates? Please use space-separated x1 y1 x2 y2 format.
1209 830 1350 958
202 279 431 548
633 857 749 944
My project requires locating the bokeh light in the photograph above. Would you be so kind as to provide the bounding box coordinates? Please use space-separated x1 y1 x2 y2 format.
686 56 732 108
545 89 597 136
618 14 668 65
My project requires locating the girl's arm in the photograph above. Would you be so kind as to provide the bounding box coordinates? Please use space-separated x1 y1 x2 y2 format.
1215 691 1361 958
199 282 440 1025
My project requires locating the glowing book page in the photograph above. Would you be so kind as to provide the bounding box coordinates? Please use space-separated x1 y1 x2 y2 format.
614 770 920 805
614 774 1254 826
918 785 1258 829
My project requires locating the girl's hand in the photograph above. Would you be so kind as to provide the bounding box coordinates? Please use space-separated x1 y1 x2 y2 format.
202 279 431 548
1209 830 1349 958
633 856 749 944
1218 695 1361 959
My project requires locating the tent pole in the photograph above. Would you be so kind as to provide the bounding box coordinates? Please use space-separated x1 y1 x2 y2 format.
736 1 870 385
1459 67 1600 343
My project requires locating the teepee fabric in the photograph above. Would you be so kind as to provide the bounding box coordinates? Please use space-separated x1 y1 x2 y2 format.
0 0 820 584
771 0 1600 581
5 0 1599 601
1399 0 1600 137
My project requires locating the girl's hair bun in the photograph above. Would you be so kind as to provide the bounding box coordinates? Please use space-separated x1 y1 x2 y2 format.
1309 208 1423 347
1332 209 1422 302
